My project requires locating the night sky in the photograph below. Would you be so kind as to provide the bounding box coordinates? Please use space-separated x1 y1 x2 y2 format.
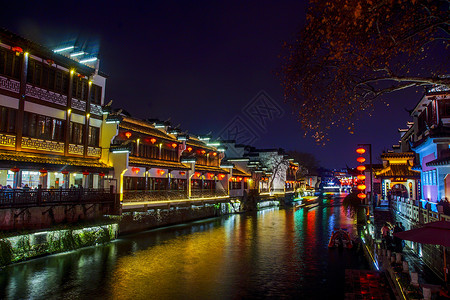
1 1 420 169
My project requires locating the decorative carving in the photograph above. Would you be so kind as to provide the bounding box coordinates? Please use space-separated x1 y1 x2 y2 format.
68 144 84 155
21 137 64 153
87 146 101 157
0 76 20 93
71 98 86 111
25 84 67 106
0 134 16 147
90 103 102 116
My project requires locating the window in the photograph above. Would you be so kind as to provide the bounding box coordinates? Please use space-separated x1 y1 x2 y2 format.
72 77 89 101
0 48 22 80
22 112 65 142
161 148 177 161
27 59 69 95
89 84 102 104
70 122 85 145
0 106 16 133
88 126 99 147
124 177 146 190
140 144 159 159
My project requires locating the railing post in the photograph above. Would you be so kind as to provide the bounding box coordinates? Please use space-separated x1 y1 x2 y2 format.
37 185 42 206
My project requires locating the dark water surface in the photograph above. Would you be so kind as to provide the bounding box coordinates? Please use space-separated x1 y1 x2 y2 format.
0 200 369 299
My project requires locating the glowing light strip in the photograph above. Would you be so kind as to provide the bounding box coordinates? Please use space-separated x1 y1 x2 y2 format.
54 46 75 53
395 277 407 300
79 57 97 63
122 195 230 206
70 51 85 57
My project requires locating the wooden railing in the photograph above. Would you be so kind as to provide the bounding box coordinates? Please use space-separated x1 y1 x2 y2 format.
123 189 228 202
0 188 115 208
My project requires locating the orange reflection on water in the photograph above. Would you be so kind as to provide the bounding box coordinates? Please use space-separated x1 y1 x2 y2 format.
110 229 227 300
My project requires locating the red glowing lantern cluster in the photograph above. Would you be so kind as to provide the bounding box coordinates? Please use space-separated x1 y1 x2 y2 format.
355 147 366 200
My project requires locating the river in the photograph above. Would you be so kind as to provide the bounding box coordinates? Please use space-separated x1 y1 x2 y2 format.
0 198 369 299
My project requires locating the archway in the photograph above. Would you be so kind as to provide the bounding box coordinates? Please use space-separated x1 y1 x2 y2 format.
391 183 408 198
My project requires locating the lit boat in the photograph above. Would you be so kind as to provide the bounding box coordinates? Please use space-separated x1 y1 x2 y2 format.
328 228 353 249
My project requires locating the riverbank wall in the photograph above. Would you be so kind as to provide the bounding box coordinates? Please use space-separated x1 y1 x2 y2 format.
0 198 281 267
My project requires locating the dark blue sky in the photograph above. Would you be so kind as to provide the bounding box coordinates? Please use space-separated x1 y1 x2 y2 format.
1 0 418 169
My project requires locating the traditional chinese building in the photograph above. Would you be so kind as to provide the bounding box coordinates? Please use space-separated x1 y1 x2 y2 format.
103 115 231 205
0 28 111 190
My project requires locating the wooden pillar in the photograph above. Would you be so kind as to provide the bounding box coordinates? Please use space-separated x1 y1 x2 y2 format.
64 70 74 156
15 51 29 152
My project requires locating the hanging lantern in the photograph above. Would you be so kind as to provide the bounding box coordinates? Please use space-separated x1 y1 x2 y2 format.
187 147 193 152
82 171 90 176
150 138 156 144
61 170 69 175
357 184 366 190
10 167 20 173
99 172 105 177
179 171 186 176
125 132 132 138
356 157 366 163
356 165 366 172
212 152 217 156
357 193 367 199
357 174 366 180
131 167 140 174
12 46 23 55
237 177 243 181
356 148 366 154
218 174 225 180
39 168 48 174
157 169 165 176
195 172 201 177
171 143 177 149
201 150 206 154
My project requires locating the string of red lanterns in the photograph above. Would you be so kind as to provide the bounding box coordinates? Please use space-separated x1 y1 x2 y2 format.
356 147 366 200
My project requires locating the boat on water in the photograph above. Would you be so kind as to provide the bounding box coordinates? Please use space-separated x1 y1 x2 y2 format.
328 228 353 249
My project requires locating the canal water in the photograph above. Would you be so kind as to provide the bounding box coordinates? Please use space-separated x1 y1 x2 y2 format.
0 199 369 299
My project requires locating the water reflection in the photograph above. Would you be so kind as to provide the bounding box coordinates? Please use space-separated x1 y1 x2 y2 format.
0 202 368 300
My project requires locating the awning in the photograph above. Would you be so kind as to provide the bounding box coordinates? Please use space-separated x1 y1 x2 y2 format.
232 167 251 177
0 150 112 173
129 157 190 170
194 165 229 173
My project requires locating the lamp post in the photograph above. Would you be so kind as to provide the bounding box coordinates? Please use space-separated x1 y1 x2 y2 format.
357 144 373 206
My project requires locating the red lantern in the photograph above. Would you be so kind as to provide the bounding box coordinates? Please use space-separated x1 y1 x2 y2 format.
212 152 217 156
357 193 367 199
39 168 48 174
357 184 366 190
356 165 366 172
356 157 366 163
179 171 186 176
150 138 156 144
99 172 105 177
237 177 243 181
131 167 140 174
10 167 20 173
171 143 177 149
157 169 165 176
195 172 201 177
218 174 225 180
82 171 90 176
356 148 366 154
201 150 206 154
125 132 132 138
12 46 23 54
61 170 69 175
357 175 366 180
187 147 193 152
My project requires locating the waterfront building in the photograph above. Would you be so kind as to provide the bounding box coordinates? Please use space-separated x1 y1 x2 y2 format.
0 28 111 190
102 115 231 205
403 86 450 203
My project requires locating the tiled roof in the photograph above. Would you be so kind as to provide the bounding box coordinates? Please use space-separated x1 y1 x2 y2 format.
0 150 111 172
195 165 229 173
129 157 190 170
120 118 177 141
375 164 420 178
426 156 450 167
232 167 251 177
380 152 415 159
